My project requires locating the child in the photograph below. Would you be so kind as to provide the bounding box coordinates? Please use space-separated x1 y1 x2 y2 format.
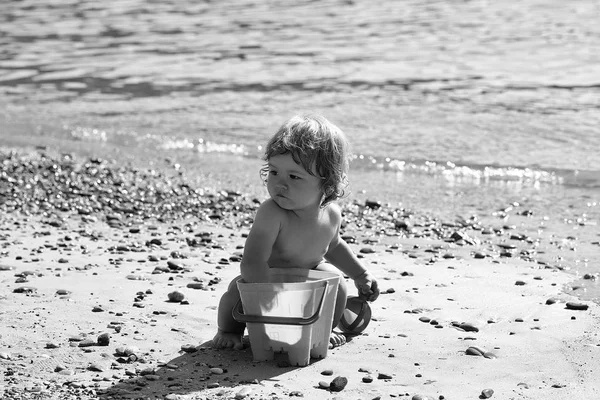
212 113 379 350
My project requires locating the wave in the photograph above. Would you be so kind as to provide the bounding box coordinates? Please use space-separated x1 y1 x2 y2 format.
153 135 600 190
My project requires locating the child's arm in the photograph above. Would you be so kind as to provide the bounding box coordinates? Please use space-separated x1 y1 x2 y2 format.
240 199 281 283
324 207 380 301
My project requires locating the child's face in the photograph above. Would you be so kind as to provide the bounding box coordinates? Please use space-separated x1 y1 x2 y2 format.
266 153 323 212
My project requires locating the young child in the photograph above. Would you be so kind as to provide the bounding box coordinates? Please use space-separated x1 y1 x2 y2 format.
212 113 379 350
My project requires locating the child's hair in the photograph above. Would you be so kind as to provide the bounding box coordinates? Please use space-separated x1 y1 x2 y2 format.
261 114 350 206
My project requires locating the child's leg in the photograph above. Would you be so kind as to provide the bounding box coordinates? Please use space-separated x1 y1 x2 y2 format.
212 276 246 350
314 263 348 347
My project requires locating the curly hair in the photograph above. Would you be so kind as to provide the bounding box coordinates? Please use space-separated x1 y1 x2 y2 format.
261 114 350 206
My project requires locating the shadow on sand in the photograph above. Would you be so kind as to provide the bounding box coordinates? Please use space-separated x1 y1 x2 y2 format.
97 338 326 399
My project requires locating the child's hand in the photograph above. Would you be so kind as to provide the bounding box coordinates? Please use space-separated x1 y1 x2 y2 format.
353 271 379 302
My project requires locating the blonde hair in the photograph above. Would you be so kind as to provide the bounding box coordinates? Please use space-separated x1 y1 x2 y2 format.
261 114 350 206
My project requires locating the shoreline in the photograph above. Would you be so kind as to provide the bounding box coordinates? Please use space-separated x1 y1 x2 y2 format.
1 147 600 399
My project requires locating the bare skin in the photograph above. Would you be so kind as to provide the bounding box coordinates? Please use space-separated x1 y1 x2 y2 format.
212 153 379 350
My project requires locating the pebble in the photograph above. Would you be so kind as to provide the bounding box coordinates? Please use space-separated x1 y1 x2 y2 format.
97 333 110 346
565 302 589 311
465 346 485 356
329 376 348 392
168 291 185 302
321 369 333 376
458 323 479 332
546 298 558 305
318 381 330 389
210 367 224 375
78 339 96 347
180 344 198 353
481 388 494 398
235 387 253 399
377 372 393 380
362 375 373 383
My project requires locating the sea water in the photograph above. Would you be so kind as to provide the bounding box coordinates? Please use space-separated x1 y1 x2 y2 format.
1 0 599 300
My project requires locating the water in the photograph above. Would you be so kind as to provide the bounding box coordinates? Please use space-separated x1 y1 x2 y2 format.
1 0 599 299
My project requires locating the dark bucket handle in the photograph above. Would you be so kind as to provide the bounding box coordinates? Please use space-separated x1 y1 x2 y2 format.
232 281 329 326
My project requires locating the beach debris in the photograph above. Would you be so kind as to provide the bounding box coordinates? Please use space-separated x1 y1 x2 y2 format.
97 333 110 346
465 346 486 356
181 344 198 353
115 346 139 357
377 372 393 380
235 386 252 399
13 286 37 294
411 395 433 400
452 322 479 332
329 376 348 392
565 302 589 311
168 291 185 302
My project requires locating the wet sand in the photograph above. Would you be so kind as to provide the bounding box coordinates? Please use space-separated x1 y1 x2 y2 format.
1 148 599 400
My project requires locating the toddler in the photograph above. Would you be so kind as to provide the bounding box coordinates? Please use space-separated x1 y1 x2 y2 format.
212 113 379 350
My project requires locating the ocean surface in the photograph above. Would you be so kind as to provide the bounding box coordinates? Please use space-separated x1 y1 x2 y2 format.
1 0 599 299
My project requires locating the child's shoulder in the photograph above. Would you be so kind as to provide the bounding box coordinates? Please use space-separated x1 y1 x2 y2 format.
323 202 343 223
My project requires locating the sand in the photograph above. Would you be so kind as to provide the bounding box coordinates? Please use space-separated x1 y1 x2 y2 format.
1 149 599 400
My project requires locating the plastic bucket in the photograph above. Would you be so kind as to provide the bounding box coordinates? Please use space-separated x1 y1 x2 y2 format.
233 268 340 366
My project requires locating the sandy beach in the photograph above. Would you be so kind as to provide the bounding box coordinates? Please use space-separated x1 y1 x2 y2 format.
1 148 599 400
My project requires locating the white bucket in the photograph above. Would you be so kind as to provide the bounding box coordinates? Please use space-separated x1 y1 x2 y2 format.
234 268 340 366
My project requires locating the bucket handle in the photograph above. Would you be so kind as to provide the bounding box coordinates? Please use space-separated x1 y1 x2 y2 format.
232 281 329 326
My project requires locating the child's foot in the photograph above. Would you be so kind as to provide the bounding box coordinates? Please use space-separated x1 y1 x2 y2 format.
329 331 347 348
212 330 244 350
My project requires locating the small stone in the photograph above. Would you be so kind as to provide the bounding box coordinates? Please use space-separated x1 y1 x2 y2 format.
45 342 60 349
546 298 558 305
210 367 224 375
515 280 526 286
13 286 37 294
321 369 333 376
97 333 110 346
235 387 252 399
481 388 494 398
377 372 393 380
419 316 431 323
88 362 106 372
78 339 96 347
181 344 197 353
329 376 348 392
362 375 373 383
359 247 375 254
565 302 589 311
465 346 485 356
168 291 185 302
458 323 479 332
186 282 204 290
318 381 330 389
